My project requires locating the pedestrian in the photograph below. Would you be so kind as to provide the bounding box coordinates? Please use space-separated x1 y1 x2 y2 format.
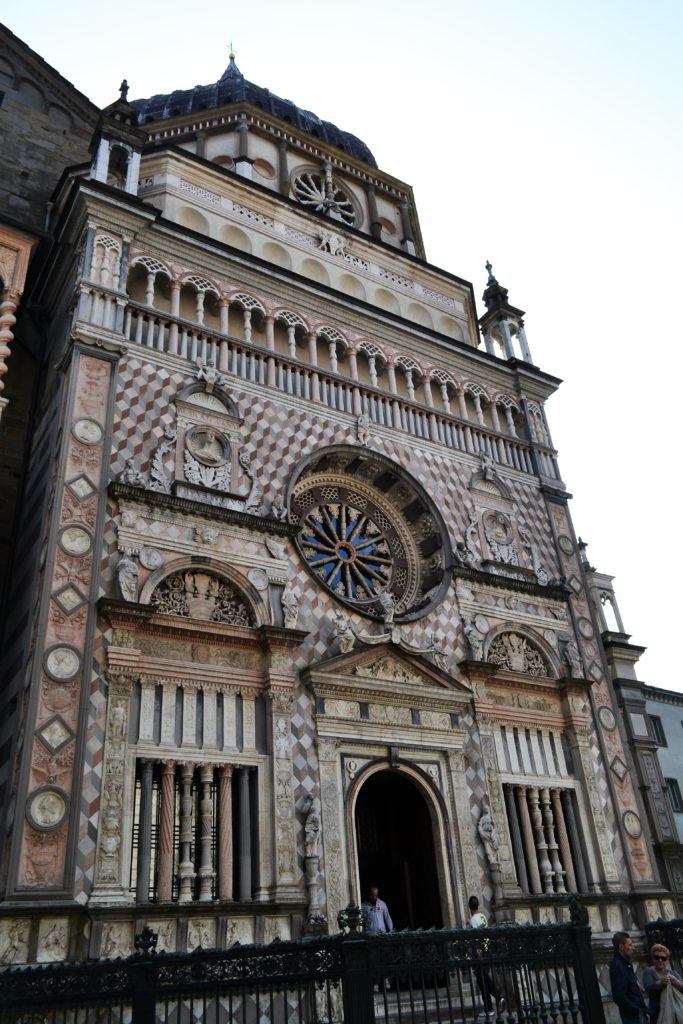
362 885 393 933
610 931 650 1024
643 944 683 1023
468 895 505 1018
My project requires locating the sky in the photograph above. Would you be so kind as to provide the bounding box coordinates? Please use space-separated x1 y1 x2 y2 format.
6 1 682 689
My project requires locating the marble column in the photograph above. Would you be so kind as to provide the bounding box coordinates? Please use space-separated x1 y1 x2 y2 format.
198 764 215 901
528 787 553 893
551 788 577 892
178 763 196 903
238 766 252 900
505 785 529 893
516 786 542 894
136 759 154 903
218 764 234 901
540 787 566 893
157 761 176 902
561 790 589 893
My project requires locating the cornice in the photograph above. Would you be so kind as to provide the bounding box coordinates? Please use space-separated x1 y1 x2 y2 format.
109 482 299 537
453 565 570 601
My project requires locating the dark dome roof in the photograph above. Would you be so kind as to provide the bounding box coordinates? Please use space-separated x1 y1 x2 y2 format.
131 55 377 168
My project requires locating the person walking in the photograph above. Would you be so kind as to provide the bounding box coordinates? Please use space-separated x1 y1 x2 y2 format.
610 931 650 1024
468 895 505 1018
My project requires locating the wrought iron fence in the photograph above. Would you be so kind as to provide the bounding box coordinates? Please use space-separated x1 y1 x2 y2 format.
0 911 604 1024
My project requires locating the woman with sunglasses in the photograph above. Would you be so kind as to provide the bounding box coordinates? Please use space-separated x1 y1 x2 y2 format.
643 944 683 1023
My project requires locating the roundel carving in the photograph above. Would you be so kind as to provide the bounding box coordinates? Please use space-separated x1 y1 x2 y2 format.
288 448 451 622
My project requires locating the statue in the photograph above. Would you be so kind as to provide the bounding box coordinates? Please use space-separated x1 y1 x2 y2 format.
356 413 372 447
116 549 139 602
477 802 500 864
378 590 395 625
461 613 483 661
564 641 583 678
195 357 227 392
120 457 145 486
332 608 356 654
281 587 299 628
303 796 322 858
271 493 288 521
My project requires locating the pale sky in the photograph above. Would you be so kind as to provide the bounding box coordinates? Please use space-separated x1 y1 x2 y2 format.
6 1 681 690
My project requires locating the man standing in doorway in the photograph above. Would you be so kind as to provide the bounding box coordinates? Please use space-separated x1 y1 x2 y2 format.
362 885 393 933
610 931 650 1024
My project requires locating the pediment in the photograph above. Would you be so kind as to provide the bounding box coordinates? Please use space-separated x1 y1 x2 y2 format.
305 642 471 698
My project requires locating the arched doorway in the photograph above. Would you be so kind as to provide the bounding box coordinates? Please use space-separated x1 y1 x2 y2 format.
355 770 442 930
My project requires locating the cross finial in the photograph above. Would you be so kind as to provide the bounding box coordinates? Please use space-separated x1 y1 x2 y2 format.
229 41 236 59
119 79 129 102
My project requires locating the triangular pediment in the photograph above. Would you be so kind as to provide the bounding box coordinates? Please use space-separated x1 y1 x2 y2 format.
304 641 471 697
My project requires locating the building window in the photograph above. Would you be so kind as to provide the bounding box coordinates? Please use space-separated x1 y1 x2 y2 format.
650 715 667 746
666 779 683 813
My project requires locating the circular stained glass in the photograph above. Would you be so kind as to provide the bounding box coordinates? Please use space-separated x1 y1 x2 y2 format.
293 173 356 226
301 501 394 606
289 447 452 622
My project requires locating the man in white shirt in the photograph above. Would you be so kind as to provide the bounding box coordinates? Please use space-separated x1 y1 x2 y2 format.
363 886 394 932
468 895 505 1018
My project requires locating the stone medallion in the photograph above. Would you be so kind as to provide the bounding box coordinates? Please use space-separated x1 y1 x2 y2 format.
44 645 81 681
577 617 594 639
72 418 103 445
623 810 642 839
248 567 269 591
557 535 574 555
598 705 616 730
59 525 92 556
27 787 68 830
139 546 163 570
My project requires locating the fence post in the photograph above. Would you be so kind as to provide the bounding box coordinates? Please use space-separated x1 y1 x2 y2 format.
338 905 373 1024
569 902 606 1024
130 926 158 1024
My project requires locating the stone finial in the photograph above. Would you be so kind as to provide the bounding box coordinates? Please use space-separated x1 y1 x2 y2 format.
119 79 129 102
485 260 497 285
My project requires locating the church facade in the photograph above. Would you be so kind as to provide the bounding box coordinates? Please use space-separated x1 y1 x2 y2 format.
0 32 678 968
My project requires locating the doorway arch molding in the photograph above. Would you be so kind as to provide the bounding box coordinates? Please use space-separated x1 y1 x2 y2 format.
345 756 457 927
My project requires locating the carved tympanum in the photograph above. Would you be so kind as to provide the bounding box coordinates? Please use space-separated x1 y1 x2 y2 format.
150 571 256 626
487 632 549 676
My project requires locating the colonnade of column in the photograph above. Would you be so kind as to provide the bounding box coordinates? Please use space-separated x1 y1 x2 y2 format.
504 784 590 895
135 759 254 905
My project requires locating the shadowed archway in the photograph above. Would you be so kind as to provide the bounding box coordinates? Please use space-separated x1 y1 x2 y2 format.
355 770 442 930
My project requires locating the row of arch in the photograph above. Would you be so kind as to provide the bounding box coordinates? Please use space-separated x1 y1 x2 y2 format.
101 242 537 436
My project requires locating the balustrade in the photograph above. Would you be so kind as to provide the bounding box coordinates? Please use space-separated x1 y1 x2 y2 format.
78 289 560 480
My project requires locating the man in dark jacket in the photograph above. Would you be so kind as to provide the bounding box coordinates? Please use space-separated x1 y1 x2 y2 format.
610 932 650 1024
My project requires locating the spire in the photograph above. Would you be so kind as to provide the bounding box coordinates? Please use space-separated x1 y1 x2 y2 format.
481 260 509 314
220 44 243 83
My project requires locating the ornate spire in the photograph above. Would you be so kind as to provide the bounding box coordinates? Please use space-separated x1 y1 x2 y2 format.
481 260 509 313
220 44 243 83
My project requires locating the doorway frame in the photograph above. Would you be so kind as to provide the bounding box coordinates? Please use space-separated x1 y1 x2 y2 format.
345 758 456 927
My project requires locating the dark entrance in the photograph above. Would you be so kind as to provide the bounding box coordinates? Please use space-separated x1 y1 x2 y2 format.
355 769 442 930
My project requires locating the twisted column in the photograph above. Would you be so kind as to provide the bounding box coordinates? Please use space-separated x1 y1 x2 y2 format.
218 764 234 901
157 761 176 902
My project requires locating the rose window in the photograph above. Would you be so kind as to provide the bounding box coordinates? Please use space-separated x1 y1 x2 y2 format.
300 501 396 605
293 172 356 226
289 448 452 621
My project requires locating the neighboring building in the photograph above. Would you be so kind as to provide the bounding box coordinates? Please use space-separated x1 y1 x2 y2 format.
0 26 677 971
645 688 683 845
